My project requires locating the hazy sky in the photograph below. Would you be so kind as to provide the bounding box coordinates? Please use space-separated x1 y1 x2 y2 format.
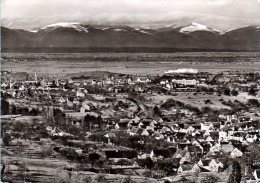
2 0 260 30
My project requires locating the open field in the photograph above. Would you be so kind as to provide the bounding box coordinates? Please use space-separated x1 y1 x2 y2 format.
146 92 259 110
2 52 260 76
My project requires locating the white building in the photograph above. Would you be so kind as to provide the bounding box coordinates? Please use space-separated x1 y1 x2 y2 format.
172 79 197 86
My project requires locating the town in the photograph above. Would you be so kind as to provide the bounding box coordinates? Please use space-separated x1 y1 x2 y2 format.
1 68 260 183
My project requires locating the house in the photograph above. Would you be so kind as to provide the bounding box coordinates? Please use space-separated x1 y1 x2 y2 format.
172 79 197 86
66 98 74 108
152 148 177 159
146 126 155 133
179 151 192 164
135 86 144 92
219 131 229 142
187 126 195 134
226 115 238 123
19 85 25 91
153 132 164 140
201 123 214 131
136 128 150 136
118 119 131 128
230 148 243 158
138 122 144 128
160 80 168 85
177 139 191 149
104 78 113 85
209 143 221 153
104 132 116 139
138 152 151 159
105 150 137 160
205 136 214 142
149 150 155 158
215 159 225 170
220 143 234 154
80 104 91 113
177 163 200 174
73 98 80 106
136 77 151 83
58 97 66 104
1 82 8 88
246 134 258 143
76 90 85 97
192 139 201 146
132 116 141 123
197 159 220 172
127 78 133 84
186 145 203 158
112 123 119 130
209 131 219 141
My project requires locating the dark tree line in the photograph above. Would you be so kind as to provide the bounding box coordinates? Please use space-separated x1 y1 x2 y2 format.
227 160 242 183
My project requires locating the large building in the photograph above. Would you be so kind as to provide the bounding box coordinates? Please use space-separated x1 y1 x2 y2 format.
172 79 197 86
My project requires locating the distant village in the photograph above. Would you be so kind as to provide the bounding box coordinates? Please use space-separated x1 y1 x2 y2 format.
1 69 260 182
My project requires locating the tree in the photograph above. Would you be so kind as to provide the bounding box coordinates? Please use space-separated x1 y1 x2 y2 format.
227 160 242 183
216 87 222 96
204 99 212 104
88 152 101 169
179 176 191 183
117 159 131 167
53 108 66 124
29 108 39 116
122 176 136 183
83 176 92 183
84 114 103 131
231 89 239 96
248 85 257 96
245 143 260 165
247 99 259 107
1 99 9 115
201 106 213 114
50 80 57 88
153 106 162 117
95 174 108 183
143 157 154 169
208 88 215 95
155 159 177 175
2 133 11 146
202 175 219 183
1 164 5 178
164 180 171 183
223 87 231 96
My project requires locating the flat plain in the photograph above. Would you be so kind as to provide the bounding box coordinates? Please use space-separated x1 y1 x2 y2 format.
2 52 260 76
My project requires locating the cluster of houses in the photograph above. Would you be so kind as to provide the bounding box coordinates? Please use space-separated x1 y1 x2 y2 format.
93 111 260 179
2 70 260 105
1 70 260 181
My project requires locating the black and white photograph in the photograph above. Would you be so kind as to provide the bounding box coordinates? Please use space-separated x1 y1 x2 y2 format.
1 0 260 182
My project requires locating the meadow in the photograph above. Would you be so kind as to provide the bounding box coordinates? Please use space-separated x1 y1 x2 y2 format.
2 52 260 76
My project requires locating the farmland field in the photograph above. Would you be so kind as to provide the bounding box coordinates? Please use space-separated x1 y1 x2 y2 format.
2 52 260 75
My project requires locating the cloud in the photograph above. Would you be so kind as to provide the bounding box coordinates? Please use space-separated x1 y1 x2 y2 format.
2 0 260 30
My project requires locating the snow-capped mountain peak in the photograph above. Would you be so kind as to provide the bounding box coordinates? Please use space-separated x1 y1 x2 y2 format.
101 27 110 30
42 22 80 28
37 22 89 33
114 28 128 32
134 27 152 34
180 22 220 33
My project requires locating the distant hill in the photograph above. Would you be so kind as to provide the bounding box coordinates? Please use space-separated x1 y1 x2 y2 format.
1 23 260 52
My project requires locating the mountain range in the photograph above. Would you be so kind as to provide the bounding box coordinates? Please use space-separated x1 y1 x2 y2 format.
2 22 260 52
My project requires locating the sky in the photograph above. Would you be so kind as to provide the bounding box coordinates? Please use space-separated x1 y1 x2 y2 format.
2 0 260 30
